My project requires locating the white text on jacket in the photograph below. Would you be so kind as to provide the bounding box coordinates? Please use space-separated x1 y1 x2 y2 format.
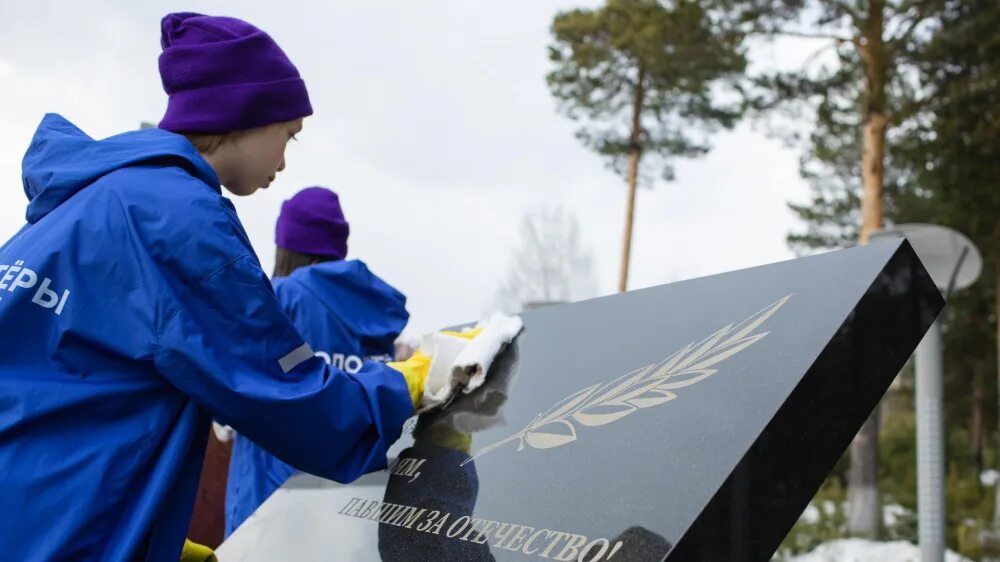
0 260 71 315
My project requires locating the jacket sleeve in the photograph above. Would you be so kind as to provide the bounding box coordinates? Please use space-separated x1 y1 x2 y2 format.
153 253 414 483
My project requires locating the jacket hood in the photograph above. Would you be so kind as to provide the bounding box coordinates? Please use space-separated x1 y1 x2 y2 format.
276 259 409 348
21 113 219 223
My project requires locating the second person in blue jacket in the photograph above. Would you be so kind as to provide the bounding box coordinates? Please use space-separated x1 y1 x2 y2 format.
225 187 410 535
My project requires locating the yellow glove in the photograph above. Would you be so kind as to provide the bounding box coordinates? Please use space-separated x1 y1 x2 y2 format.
180 539 217 562
389 349 432 408
388 327 482 410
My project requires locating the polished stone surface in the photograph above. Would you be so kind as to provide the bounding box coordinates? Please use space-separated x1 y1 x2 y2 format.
217 240 943 562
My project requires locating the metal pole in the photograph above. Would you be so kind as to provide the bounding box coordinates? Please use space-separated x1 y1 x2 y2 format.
916 318 945 562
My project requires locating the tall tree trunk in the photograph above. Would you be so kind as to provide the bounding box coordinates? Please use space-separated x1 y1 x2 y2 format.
848 408 883 537
993 231 1000 527
848 0 888 539
618 65 645 293
857 0 889 246
972 362 985 478
859 110 888 244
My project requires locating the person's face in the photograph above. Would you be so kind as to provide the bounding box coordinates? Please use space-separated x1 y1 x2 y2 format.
220 118 303 196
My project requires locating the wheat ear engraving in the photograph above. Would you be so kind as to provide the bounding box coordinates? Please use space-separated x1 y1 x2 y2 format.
461 295 791 466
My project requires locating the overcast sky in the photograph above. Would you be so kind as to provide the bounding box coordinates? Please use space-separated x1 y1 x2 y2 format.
0 1 825 337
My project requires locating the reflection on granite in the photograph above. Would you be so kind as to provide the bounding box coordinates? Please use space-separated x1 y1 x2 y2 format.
612 527 672 562
377 345 520 562
378 403 673 562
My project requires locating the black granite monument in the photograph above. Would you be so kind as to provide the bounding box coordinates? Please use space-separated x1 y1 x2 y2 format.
217 239 943 562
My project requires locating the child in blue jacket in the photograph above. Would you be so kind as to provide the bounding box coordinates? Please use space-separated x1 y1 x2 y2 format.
224 187 410 535
0 13 439 561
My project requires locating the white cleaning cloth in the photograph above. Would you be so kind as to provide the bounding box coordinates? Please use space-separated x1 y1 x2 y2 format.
418 313 523 412
212 421 235 442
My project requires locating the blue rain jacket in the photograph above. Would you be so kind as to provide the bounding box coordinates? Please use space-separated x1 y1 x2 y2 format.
225 259 408 535
0 114 413 561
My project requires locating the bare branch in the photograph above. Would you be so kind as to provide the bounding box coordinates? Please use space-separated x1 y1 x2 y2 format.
764 29 853 43
828 0 862 24
801 42 840 72
493 208 598 312
889 5 934 49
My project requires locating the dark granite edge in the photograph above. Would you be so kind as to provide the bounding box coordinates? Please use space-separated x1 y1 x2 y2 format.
664 240 945 562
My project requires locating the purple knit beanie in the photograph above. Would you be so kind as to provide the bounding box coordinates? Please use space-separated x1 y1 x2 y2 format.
157 12 313 133
276 187 350 260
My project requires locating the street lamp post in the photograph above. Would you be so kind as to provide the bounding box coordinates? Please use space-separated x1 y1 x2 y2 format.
871 224 982 562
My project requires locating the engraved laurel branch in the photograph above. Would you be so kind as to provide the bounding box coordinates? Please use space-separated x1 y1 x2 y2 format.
461 295 792 466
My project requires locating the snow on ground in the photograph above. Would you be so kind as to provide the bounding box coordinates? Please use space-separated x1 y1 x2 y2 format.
787 539 972 562
981 469 1000 487
798 501 910 526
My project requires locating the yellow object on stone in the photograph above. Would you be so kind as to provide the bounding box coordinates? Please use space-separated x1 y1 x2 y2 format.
388 326 484 409
418 424 473 454
441 326 483 340
179 539 216 562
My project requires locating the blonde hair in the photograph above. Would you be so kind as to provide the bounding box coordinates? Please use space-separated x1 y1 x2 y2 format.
184 132 231 155
273 247 334 278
